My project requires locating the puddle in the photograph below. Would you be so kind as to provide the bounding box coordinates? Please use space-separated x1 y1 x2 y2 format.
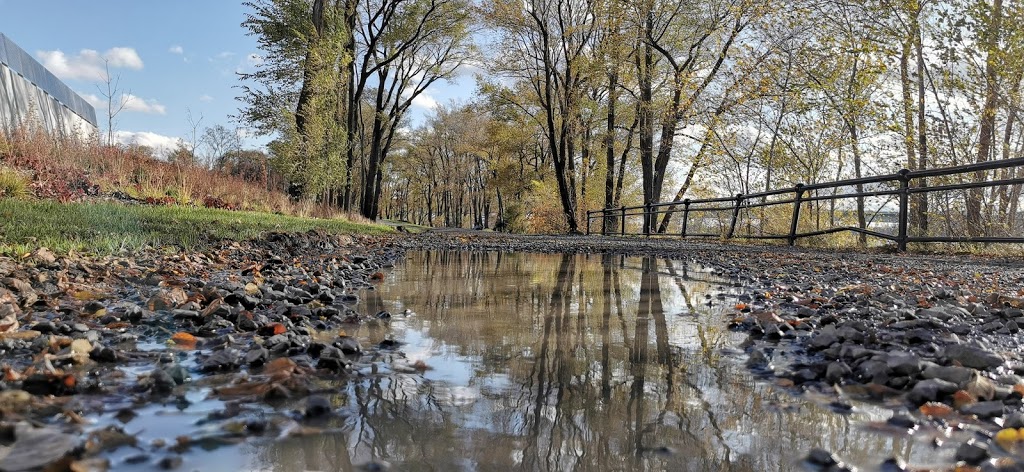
96 250 945 470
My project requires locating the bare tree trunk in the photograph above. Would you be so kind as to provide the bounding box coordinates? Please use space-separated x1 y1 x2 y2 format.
603 70 618 234
968 0 1002 237
914 12 929 233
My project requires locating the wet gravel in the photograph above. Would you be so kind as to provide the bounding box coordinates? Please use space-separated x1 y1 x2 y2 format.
2 228 1024 471
0 231 406 470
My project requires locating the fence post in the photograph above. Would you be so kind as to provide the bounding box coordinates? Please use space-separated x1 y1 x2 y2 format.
788 184 805 246
681 199 691 238
586 211 591 236
620 206 626 236
644 203 653 237
897 169 910 252
726 194 743 239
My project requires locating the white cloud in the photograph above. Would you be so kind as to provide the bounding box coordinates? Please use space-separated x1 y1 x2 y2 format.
198 94 214 102
105 48 143 69
120 94 166 115
37 47 144 81
77 91 165 115
411 93 439 110
169 45 184 55
114 131 180 156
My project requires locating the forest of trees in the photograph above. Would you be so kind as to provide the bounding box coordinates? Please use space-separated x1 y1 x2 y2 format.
238 0 1024 238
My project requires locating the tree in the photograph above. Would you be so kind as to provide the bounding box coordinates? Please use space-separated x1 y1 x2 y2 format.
484 0 600 233
239 0 350 200
97 60 130 146
202 125 242 169
348 0 474 219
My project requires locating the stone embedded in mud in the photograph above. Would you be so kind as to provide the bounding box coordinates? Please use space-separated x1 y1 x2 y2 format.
158 455 183 470
304 395 332 418
944 344 1004 370
825 362 852 384
201 348 241 372
908 378 959 405
955 439 989 465
334 336 361 355
0 423 77 471
886 354 924 376
808 332 838 350
150 369 176 394
21 373 77 396
89 344 118 362
879 456 908 472
960 400 1005 418
922 364 976 386
244 346 269 367
805 448 840 467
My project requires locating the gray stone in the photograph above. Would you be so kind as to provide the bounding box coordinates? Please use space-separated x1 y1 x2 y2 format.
955 440 989 465
857 360 890 380
944 344 1004 370
151 369 176 394
879 457 907 472
809 332 838 350
919 307 956 321
960 400 1005 418
921 365 976 386
806 448 838 467
201 348 241 372
826 362 852 384
333 336 361 355
244 347 269 367
746 349 769 369
908 378 958 405
886 354 923 376
305 395 332 417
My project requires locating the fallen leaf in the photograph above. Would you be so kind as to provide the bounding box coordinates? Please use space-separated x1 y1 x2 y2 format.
170 332 197 348
919 402 954 418
953 390 977 409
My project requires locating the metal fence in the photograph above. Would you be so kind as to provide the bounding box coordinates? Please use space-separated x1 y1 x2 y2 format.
586 158 1024 251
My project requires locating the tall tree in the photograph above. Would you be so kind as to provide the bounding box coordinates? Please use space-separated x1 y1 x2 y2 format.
239 0 350 200
353 0 473 219
485 0 599 233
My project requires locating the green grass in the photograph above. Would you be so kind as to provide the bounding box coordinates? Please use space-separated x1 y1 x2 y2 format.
0 199 392 256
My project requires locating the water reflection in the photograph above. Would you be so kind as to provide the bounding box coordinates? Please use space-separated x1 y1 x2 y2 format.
250 251 932 471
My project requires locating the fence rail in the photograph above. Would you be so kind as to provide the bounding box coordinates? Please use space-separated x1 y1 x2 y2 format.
586 157 1024 251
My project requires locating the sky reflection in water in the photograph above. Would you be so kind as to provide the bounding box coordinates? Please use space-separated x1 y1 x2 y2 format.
248 251 935 471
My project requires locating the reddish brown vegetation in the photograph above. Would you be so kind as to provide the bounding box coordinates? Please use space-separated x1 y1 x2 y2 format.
0 127 300 213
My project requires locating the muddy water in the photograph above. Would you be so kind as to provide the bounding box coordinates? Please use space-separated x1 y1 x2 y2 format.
227 250 936 472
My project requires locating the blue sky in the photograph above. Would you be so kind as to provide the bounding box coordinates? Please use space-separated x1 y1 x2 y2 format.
0 1 467 155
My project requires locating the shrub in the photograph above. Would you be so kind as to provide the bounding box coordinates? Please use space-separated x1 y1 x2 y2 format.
0 167 29 199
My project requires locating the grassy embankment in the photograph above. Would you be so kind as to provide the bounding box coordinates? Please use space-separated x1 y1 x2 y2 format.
0 128 392 256
0 199 392 256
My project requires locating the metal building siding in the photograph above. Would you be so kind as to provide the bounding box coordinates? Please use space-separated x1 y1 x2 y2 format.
0 33 98 127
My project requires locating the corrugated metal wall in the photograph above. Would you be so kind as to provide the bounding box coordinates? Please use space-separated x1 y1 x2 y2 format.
0 33 98 140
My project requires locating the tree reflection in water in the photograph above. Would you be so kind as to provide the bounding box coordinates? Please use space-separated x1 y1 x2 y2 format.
251 251 926 471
